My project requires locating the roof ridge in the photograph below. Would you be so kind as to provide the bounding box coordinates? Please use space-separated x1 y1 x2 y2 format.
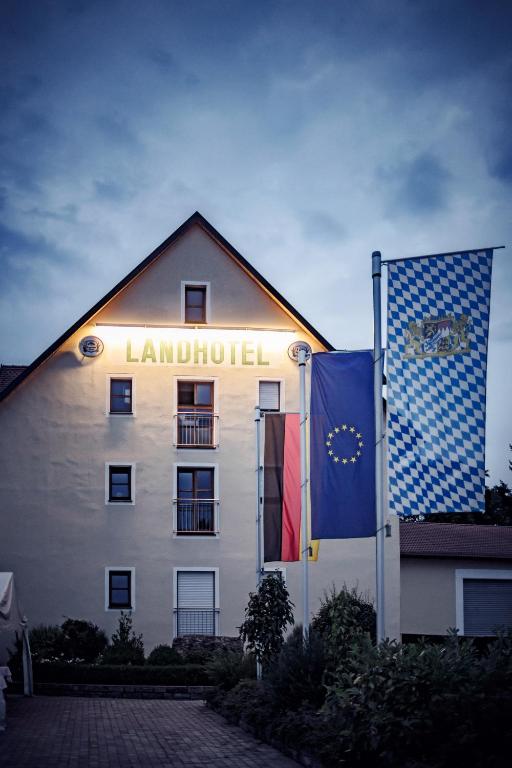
0 212 334 403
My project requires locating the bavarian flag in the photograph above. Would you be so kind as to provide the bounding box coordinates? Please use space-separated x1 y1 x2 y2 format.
263 413 301 562
310 351 375 539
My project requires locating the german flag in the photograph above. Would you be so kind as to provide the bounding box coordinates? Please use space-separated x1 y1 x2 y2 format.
263 413 301 562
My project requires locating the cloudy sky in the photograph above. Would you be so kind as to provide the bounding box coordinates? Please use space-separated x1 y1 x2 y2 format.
1 0 511 482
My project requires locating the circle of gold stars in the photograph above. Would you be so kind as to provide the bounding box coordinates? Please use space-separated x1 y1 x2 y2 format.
325 424 364 465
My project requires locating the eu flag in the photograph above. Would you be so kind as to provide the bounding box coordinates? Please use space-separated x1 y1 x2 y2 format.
310 351 375 539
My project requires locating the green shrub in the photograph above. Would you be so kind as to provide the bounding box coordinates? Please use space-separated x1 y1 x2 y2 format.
206 649 256 691
209 629 512 768
9 619 108 671
60 618 108 662
322 632 512 767
214 679 278 731
146 644 180 666
311 585 375 671
33 663 209 686
267 625 326 710
100 612 144 665
27 624 65 662
239 573 294 667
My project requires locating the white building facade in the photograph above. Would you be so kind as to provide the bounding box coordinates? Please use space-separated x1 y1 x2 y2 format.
0 213 400 650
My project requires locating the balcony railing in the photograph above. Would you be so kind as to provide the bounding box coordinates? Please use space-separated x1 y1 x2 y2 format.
174 412 218 448
173 499 219 535
174 608 219 636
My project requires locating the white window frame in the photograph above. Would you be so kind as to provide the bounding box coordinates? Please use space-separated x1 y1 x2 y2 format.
181 280 211 324
455 568 512 635
105 462 136 505
106 374 136 417
257 378 285 413
173 375 219 448
263 566 287 584
173 566 220 638
105 566 136 611
172 461 220 538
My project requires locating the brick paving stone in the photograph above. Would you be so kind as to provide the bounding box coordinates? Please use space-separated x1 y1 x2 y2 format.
0 697 300 768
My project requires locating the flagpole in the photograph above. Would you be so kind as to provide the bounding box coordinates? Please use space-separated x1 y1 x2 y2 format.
255 405 262 587
288 340 312 639
299 346 310 639
255 405 263 681
372 250 386 643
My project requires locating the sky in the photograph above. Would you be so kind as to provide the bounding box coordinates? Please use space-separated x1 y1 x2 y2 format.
1 0 511 483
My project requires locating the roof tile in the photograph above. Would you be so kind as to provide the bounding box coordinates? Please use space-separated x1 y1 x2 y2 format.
0 365 27 394
400 522 512 560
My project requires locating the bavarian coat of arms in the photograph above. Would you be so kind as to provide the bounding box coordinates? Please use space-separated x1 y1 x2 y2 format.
403 314 471 359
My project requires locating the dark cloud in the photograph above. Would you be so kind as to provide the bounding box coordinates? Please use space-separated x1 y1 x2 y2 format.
28 204 78 223
0 76 41 113
145 48 199 85
95 114 141 149
0 221 74 293
380 153 451 216
94 180 134 202
300 210 345 243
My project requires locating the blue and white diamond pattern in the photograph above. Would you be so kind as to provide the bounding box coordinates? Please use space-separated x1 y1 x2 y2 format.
386 250 493 516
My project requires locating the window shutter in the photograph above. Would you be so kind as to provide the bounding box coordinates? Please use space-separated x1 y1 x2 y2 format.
177 571 214 609
176 571 215 636
463 579 512 636
259 381 280 411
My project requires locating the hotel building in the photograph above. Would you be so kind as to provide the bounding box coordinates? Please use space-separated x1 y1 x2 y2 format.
0 212 400 649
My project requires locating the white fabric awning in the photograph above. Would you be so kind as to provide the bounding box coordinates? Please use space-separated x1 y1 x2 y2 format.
0 573 24 630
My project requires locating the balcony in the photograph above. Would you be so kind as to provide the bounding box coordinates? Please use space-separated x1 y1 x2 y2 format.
174 608 219 636
173 499 219 536
174 411 218 448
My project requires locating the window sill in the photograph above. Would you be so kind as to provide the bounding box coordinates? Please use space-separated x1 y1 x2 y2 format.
106 500 135 506
175 445 218 450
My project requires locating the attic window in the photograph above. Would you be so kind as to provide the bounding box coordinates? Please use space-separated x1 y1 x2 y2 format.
185 285 207 324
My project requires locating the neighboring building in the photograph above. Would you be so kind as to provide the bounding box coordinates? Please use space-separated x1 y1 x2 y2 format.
0 366 26 393
400 522 512 637
0 212 400 650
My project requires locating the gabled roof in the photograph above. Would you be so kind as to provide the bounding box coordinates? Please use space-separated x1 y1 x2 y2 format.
400 522 512 561
0 211 334 402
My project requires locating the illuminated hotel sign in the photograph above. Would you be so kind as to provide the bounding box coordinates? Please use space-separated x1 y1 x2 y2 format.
96 327 297 368
126 337 270 366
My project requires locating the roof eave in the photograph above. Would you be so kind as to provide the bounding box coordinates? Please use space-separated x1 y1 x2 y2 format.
0 211 334 402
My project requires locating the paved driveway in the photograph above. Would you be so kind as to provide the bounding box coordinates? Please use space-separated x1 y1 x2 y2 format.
0 696 299 768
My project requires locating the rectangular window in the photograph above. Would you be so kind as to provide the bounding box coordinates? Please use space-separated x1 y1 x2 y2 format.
178 381 213 409
176 570 216 636
109 466 132 502
176 467 215 535
176 381 215 447
185 285 207 323
259 381 281 412
463 578 512 636
110 378 133 414
456 569 512 636
108 570 132 609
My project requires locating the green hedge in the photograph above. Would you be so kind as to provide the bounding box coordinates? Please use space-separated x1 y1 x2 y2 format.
33 663 209 686
211 633 512 767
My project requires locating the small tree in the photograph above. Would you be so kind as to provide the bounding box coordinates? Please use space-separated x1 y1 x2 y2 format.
239 573 294 668
60 618 108 662
101 612 145 665
311 585 376 670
